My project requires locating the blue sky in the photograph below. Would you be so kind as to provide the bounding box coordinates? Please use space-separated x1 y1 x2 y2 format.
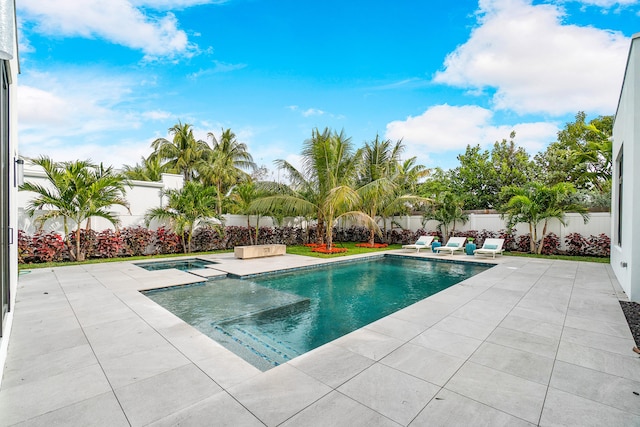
16 0 640 178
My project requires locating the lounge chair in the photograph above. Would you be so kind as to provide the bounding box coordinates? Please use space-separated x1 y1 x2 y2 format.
474 238 505 258
402 235 434 253
434 236 467 255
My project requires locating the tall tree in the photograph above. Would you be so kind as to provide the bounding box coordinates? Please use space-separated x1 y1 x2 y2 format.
422 191 468 239
122 155 171 182
535 112 613 192
499 182 588 254
21 156 129 261
145 181 219 253
201 128 257 216
252 128 376 250
150 121 212 182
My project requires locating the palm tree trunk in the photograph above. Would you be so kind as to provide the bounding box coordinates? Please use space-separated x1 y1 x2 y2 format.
75 227 83 261
247 216 253 245
537 220 549 255
529 223 536 253
368 228 375 246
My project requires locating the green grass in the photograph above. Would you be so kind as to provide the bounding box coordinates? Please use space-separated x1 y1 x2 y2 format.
503 251 610 263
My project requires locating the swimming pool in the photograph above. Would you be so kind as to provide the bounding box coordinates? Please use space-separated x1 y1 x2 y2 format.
135 258 217 272
144 256 490 370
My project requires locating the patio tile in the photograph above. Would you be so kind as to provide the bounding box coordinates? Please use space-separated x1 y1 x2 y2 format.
449 299 514 327
5 327 88 360
99 344 191 389
83 317 169 359
486 326 559 359
475 287 526 306
289 343 374 388
549 360 640 416
556 341 640 382
115 364 223 426
228 364 332 427
333 328 404 361
11 392 129 427
1 343 96 388
539 388 640 427
508 306 566 326
0 364 111 426
432 314 497 340
338 363 440 426
561 326 636 356
411 328 483 359
364 315 427 341
444 362 546 424
410 389 535 427
469 342 554 385
281 391 401 427
564 313 634 339
380 343 465 387
148 390 263 427
498 314 563 340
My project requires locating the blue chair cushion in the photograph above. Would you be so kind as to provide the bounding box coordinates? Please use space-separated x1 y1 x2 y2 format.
416 241 425 245
484 244 498 249
447 242 460 247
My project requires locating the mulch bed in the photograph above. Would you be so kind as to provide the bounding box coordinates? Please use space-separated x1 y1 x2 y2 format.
311 246 348 254
354 243 388 248
620 301 640 346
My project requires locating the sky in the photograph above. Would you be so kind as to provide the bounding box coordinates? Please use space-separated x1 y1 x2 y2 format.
15 0 640 179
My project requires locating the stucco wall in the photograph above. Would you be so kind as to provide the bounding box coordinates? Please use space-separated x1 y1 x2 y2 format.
612 33 640 301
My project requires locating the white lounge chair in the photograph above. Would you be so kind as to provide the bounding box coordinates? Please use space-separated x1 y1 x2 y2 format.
434 236 467 255
402 235 434 253
474 238 505 258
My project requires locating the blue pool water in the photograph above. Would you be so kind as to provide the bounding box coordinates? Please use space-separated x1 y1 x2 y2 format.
144 256 489 370
135 258 217 272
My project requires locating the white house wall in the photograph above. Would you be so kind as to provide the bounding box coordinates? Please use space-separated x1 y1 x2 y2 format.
612 33 640 301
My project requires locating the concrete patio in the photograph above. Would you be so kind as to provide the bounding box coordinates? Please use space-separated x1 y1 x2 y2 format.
1 251 639 426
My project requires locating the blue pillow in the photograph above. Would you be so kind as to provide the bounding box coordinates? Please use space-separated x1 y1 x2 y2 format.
485 244 498 249
416 241 425 245
447 242 459 247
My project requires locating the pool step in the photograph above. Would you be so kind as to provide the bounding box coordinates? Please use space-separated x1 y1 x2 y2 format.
212 324 299 369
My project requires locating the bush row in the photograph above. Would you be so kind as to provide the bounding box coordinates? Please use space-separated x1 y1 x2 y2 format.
17 226 610 264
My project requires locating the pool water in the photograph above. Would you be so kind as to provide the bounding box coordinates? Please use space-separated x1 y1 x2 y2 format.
135 258 217 272
144 256 489 370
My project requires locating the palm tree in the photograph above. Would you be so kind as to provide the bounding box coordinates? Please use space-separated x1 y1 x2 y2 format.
356 136 430 245
422 191 468 240
122 155 171 182
500 182 589 253
252 128 377 250
150 121 212 182
20 156 129 261
200 128 257 216
145 181 220 253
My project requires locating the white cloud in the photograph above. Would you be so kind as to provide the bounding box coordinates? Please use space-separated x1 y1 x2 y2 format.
434 0 629 115
302 108 325 117
18 0 198 58
130 0 226 8
17 69 177 167
385 104 558 165
570 0 638 6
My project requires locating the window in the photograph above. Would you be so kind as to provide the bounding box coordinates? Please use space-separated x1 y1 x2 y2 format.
617 148 623 247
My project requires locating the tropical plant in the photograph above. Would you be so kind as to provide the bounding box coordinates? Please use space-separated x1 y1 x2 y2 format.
252 128 377 250
422 191 468 240
499 182 589 254
145 181 220 253
20 156 129 261
200 128 257 216
122 155 171 182
150 121 212 182
356 136 430 245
